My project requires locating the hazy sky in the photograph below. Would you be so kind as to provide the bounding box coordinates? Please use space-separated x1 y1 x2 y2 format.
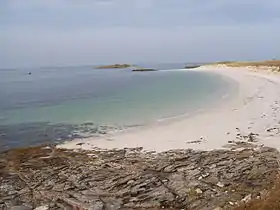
1 0 280 68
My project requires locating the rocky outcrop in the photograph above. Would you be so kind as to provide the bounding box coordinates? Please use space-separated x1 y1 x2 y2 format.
132 68 157 72
0 146 279 209
184 65 201 69
96 64 132 69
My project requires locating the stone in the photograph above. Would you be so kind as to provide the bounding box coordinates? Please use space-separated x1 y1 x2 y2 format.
195 188 203 194
204 177 219 185
241 194 252 203
228 201 234 206
217 182 225 188
10 206 32 210
34 206 49 210
89 201 104 210
127 180 135 185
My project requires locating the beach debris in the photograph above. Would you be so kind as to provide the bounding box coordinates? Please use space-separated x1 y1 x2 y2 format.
186 140 202 144
266 127 280 133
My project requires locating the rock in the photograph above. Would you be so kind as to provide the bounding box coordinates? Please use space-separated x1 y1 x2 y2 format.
89 201 104 210
130 187 146 196
10 206 32 210
217 182 225 188
228 201 234 206
34 205 49 210
204 176 219 185
97 64 131 69
132 68 157 72
127 180 135 185
241 194 252 203
148 186 175 203
1 146 279 210
195 188 203 194
102 198 122 210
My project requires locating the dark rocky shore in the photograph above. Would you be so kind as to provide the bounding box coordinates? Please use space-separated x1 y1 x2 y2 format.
0 122 130 152
1 144 279 210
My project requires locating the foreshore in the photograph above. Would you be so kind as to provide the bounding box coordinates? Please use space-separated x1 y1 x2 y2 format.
58 65 280 152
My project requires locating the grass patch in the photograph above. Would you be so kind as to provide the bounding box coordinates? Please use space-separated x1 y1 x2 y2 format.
210 60 280 71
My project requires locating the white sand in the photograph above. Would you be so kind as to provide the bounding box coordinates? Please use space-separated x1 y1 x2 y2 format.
58 66 280 152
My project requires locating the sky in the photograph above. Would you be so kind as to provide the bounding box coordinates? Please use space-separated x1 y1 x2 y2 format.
1 0 280 68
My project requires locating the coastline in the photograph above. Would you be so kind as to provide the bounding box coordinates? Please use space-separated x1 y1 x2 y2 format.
58 66 280 152
3 64 280 209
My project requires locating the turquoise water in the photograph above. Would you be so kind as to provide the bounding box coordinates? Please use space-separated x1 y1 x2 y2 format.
0 65 235 150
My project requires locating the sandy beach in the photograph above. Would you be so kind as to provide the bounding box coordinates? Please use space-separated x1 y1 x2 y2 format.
58 66 280 152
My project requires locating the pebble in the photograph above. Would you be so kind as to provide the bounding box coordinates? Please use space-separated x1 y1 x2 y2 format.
242 194 252 203
217 182 225 188
228 201 234 206
34 206 49 210
195 188 203 194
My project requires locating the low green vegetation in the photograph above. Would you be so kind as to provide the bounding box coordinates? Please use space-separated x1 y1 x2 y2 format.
234 174 280 210
211 60 280 70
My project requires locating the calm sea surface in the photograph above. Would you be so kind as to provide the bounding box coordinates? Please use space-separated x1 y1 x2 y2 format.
0 64 236 150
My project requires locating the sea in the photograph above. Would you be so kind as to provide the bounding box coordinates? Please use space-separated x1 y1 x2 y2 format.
0 63 236 151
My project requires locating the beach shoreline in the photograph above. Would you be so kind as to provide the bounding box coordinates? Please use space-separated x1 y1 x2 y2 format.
58 66 280 152
3 65 280 209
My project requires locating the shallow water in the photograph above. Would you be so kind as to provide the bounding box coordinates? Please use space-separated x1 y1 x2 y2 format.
0 64 235 150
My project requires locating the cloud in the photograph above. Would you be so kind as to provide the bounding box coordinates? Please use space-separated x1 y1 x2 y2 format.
1 0 280 68
2 0 152 10
1 0 280 30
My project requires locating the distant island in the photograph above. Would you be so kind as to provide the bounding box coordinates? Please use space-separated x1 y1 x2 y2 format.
96 64 132 69
132 68 157 72
184 64 201 69
96 64 157 72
